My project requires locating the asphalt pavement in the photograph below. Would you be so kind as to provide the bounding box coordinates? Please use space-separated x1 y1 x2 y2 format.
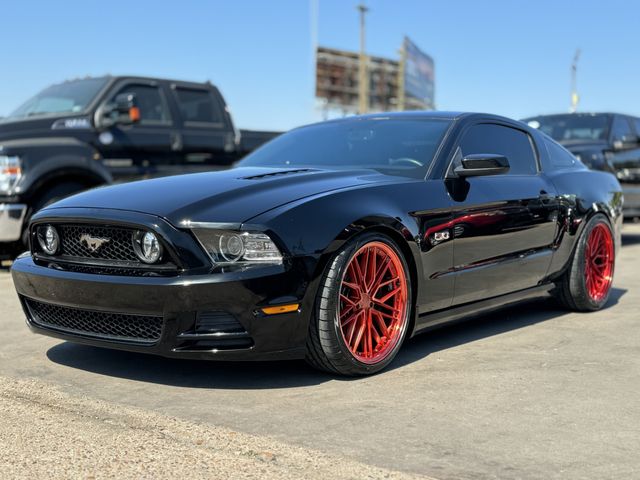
1 224 639 479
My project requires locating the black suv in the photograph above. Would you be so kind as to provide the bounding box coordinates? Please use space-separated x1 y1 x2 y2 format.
0 76 280 253
523 113 639 218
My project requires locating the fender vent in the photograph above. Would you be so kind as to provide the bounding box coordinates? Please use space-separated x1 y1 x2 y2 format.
241 169 312 180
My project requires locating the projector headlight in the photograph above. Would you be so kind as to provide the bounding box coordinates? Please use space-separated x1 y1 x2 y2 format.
192 229 283 267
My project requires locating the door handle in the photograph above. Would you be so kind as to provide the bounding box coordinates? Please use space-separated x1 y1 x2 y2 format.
170 132 183 151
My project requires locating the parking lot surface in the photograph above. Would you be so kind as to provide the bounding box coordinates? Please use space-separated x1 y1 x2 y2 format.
1 224 640 479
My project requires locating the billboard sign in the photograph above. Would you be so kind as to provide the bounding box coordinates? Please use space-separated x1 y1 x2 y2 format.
403 37 435 109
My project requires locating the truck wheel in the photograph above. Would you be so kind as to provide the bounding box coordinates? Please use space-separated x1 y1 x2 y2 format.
555 214 615 311
20 181 88 248
306 232 413 376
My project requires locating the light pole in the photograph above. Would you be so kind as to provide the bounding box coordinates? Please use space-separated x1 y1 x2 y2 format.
357 3 369 114
570 49 581 113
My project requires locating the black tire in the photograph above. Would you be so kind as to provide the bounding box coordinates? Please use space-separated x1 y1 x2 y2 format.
556 213 615 311
20 181 88 248
306 232 413 376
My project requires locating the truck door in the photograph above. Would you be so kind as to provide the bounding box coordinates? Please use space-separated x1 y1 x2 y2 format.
94 80 181 182
608 115 640 216
170 84 238 170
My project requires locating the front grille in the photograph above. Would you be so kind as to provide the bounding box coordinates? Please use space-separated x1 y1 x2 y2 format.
32 223 180 276
25 298 163 344
58 224 140 262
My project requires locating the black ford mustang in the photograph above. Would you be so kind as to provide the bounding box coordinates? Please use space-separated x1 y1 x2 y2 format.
11 112 623 376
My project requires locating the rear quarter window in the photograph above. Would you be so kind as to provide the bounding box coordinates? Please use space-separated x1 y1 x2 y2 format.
543 137 583 171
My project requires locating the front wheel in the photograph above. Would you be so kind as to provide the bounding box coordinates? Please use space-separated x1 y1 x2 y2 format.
556 213 615 311
306 233 412 376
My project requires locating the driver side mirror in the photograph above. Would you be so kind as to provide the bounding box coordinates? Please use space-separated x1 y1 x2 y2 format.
97 93 141 129
455 153 510 177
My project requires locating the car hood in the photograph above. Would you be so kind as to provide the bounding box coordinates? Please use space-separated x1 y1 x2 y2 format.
0 115 68 142
48 167 403 225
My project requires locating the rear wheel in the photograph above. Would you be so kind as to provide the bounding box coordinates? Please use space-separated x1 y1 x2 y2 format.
306 233 412 376
556 214 615 311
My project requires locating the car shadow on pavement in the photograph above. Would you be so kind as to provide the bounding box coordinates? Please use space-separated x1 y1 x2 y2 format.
390 288 626 372
46 288 627 389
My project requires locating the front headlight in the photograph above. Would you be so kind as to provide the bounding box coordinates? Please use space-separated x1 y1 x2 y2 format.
0 155 22 194
191 229 283 267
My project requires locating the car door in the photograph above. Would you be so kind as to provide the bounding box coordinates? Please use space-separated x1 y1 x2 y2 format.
94 80 180 182
446 122 560 305
170 84 238 171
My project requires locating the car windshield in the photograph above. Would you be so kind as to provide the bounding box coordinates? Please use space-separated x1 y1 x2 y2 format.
6 78 108 119
525 114 610 142
238 118 451 178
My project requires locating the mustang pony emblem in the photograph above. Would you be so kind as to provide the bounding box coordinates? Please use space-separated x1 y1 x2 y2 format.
80 234 111 252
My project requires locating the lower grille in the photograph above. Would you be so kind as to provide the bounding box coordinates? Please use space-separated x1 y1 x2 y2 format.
25 298 163 344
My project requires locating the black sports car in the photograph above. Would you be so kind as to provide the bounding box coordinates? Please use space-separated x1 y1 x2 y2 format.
11 112 623 376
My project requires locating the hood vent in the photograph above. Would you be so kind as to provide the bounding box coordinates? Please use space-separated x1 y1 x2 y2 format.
241 169 312 180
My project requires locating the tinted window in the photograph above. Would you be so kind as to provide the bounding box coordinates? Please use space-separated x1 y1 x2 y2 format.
175 88 222 123
460 124 537 175
238 119 451 179
544 137 581 170
611 115 633 141
112 84 171 123
634 118 640 136
7 77 108 119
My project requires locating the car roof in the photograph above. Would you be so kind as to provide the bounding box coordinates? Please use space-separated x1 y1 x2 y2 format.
522 112 633 120
294 111 520 130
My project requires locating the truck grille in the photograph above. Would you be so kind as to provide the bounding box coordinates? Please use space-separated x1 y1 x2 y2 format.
25 298 163 344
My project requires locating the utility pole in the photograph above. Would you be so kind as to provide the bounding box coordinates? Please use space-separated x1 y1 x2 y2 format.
570 49 581 113
357 3 369 114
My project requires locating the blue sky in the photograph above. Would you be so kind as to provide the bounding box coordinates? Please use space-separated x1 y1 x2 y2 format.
1 0 636 130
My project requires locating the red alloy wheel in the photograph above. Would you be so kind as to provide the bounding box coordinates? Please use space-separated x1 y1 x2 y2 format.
338 241 409 364
584 223 614 302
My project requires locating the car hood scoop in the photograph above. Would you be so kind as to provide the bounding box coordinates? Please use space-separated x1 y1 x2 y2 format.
49 166 394 225
240 168 314 180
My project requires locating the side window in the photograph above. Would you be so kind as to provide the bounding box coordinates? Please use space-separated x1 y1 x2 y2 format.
174 88 222 124
544 137 580 169
111 84 171 124
459 124 537 175
611 115 633 142
634 118 640 136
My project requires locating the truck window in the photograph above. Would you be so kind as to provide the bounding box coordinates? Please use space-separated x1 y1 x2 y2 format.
610 115 633 142
175 88 222 124
111 84 171 124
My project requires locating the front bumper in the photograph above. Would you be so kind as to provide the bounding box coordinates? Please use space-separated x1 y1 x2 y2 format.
0 203 26 242
11 255 312 361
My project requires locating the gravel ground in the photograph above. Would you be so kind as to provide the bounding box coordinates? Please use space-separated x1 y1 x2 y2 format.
0 375 433 479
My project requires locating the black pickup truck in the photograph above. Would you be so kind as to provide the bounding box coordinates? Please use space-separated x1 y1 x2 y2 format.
523 112 639 218
0 76 280 253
